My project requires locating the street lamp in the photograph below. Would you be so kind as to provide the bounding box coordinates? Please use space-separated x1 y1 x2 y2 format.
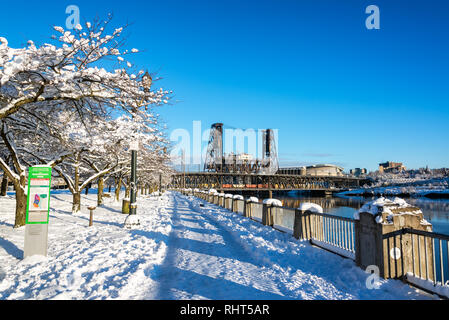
129 140 139 216
124 71 152 228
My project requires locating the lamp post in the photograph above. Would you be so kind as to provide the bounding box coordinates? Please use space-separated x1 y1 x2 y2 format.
124 71 152 228
129 140 139 215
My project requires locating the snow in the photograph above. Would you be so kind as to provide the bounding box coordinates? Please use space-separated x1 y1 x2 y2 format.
224 194 233 199
232 195 244 200
310 240 355 260
354 197 425 224
405 273 449 299
247 197 259 203
124 214 141 229
262 199 283 207
0 191 432 300
298 203 323 213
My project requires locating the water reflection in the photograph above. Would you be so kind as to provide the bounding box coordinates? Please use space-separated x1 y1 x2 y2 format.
277 194 449 235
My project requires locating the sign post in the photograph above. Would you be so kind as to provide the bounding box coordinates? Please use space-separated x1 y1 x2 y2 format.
24 166 52 258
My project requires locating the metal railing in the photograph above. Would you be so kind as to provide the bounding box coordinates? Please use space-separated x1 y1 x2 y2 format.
271 207 296 235
307 212 356 260
383 228 449 293
251 202 263 222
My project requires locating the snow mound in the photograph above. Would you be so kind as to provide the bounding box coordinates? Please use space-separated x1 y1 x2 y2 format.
355 197 425 224
217 193 225 197
208 189 218 194
298 203 323 213
233 195 244 200
224 194 233 198
247 197 259 203
262 199 283 207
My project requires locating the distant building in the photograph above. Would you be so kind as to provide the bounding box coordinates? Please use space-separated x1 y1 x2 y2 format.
278 164 344 176
277 166 307 175
306 164 344 176
350 168 367 177
379 161 406 173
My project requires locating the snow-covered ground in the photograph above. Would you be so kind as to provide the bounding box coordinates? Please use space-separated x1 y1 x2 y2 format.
353 174 449 198
0 191 434 300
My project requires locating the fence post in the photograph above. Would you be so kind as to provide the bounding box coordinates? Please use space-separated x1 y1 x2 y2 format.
293 209 305 240
232 198 236 212
244 198 252 218
262 203 273 226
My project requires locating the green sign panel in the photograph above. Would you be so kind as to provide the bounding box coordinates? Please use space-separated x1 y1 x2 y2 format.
25 166 52 225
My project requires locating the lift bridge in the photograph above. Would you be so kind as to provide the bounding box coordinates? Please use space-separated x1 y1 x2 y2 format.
171 123 366 194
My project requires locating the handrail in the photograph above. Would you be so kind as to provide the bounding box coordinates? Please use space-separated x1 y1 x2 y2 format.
383 228 449 241
307 211 355 223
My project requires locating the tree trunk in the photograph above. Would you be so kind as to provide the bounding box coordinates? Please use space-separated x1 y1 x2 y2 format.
125 186 130 198
72 153 81 213
115 177 122 202
14 184 27 228
97 176 104 206
72 192 81 213
1 175 7 196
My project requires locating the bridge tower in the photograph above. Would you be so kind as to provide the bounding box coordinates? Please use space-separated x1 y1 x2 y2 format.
261 129 279 175
204 123 279 175
204 123 224 172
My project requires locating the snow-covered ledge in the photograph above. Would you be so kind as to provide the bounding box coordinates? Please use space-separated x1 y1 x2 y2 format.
262 198 283 207
298 203 323 213
224 194 233 199
233 195 244 200
354 197 431 229
247 196 259 203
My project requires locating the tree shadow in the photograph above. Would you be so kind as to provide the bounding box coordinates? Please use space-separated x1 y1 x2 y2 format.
0 237 23 260
75 215 124 228
98 204 123 215
155 266 288 300
0 220 14 228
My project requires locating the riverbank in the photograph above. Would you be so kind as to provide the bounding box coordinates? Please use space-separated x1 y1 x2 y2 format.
338 186 449 199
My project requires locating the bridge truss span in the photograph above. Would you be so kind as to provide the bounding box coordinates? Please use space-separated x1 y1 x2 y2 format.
171 172 365 193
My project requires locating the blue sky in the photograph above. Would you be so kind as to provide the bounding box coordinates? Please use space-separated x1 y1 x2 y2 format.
1 0 448 171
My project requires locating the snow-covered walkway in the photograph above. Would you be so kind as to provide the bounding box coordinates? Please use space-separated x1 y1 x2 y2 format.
0 191 432 300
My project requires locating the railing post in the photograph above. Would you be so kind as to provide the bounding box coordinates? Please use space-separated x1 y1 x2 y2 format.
262 203 273 226
244 198 252 218
293 209 305 240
